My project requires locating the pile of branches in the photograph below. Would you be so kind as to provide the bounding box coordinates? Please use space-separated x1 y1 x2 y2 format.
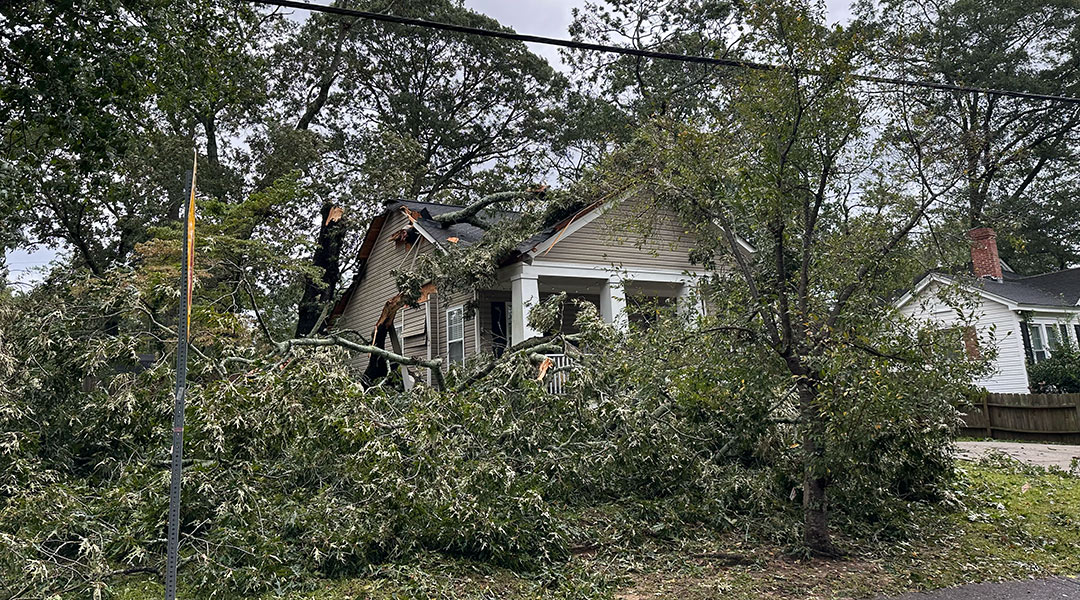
0 274 966 598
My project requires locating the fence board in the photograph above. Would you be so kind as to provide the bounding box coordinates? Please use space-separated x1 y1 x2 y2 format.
960 393 1080 443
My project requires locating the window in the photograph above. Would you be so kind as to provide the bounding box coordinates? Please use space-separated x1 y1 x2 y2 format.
1026 322 1076 363
447 306 465 365
1028 323 1047 362
1046 325 1063 352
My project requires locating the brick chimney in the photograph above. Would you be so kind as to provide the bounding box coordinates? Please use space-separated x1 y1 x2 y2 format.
968 227 1002 280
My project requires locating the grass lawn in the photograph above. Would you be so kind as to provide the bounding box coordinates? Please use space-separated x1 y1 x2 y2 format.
115 456 1080 600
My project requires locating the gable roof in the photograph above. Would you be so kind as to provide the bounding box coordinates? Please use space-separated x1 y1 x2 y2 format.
1003 267 1080 306
898 268 1080 312
330 193 756 328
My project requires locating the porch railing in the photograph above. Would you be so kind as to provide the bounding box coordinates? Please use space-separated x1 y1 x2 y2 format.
545 353 575 395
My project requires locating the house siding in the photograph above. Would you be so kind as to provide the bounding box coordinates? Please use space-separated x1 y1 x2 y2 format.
430 290 477 367
899 280 1031 394
537 195 700 272
335 211 436 368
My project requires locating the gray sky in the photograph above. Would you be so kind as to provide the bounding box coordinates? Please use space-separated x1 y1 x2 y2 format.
6 0 856 284
465 0 855 66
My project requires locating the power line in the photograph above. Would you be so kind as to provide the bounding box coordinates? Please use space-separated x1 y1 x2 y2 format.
244 0 1080 106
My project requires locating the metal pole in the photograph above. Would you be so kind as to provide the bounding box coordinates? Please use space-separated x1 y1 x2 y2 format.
165 153 197 600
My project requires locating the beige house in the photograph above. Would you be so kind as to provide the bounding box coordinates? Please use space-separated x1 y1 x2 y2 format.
329 191 723 377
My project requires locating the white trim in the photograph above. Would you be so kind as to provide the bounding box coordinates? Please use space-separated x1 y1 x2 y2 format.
732 235 756 256
425 301 433 383
446 305 465 365
397 206 448 255
524 188 757 259
599 275 628 329
523 259 706 284
473 290 481 355
509 268 541 344
411 222 447 254
894 273 951 311
896 272 1080 315
1025 319 1080 363
526 190 634 258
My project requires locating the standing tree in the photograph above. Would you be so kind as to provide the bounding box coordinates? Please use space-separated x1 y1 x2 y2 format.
557 0 745 172
1 0 275 273
866 0 1080 273
606 1 988 552
266 0 571 335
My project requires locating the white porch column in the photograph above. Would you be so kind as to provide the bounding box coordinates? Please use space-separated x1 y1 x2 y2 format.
599 275 627 330
677 279 701 320
511 271 541 344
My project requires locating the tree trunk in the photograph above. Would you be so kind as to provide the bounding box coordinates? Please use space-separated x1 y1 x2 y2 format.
362 321 393 384
789 358 835 555
203 114 219 170
800 414 832 553
295 202 346 337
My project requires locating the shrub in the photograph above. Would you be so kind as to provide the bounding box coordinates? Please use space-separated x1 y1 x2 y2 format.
1029 350 1080 393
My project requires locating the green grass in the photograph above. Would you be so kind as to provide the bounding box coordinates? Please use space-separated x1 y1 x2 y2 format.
887 455 1080 590
113 457 1080 600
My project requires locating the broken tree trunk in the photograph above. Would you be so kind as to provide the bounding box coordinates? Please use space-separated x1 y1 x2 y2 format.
296 202 347 337
362 283 436 387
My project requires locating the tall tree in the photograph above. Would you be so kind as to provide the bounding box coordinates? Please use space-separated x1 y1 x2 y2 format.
1 0 274 273
611 0 986 552
269 0 570 335
559 0 744 167
565 0 743 120
866 0 1080 273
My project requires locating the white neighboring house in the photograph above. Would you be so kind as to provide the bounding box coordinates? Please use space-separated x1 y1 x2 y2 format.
896 228 1080 394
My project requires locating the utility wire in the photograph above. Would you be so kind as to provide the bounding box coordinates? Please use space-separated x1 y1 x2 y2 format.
244 0 1080 106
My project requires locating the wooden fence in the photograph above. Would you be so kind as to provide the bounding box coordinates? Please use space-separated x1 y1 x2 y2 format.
961 393 1080 444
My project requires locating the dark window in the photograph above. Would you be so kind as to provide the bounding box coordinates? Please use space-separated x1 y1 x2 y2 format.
491 302 508 358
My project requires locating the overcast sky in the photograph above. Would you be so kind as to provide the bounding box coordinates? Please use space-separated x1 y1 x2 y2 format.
464 0 855 66
6 0 856 284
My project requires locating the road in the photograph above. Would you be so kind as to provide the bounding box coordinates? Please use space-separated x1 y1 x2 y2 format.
882 576 1080 599
955 441 1080 470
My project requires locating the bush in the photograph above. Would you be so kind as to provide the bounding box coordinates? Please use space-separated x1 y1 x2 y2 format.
1029 350 1080 393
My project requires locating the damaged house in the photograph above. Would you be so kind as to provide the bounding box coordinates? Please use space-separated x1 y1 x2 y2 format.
328 190 727 384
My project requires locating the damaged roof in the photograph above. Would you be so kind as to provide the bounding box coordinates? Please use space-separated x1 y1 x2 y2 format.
396 199 517 247
391 198 603 261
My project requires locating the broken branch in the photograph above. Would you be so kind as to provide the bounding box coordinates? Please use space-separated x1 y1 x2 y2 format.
275 334 446 390
430 188 546 230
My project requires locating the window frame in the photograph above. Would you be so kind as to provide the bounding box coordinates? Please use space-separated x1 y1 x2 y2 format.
446 305 465 365
1026 321 1078 363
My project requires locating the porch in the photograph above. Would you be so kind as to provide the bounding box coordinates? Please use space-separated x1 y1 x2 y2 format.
500 261 705 346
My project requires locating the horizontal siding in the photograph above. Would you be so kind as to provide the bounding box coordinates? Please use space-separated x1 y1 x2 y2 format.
538 194 700 271
899 281 1030 394
336 211 435 369
430 290 477 366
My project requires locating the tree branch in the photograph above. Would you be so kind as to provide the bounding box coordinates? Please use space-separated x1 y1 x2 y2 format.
275 334 446 390
431 188 546 229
